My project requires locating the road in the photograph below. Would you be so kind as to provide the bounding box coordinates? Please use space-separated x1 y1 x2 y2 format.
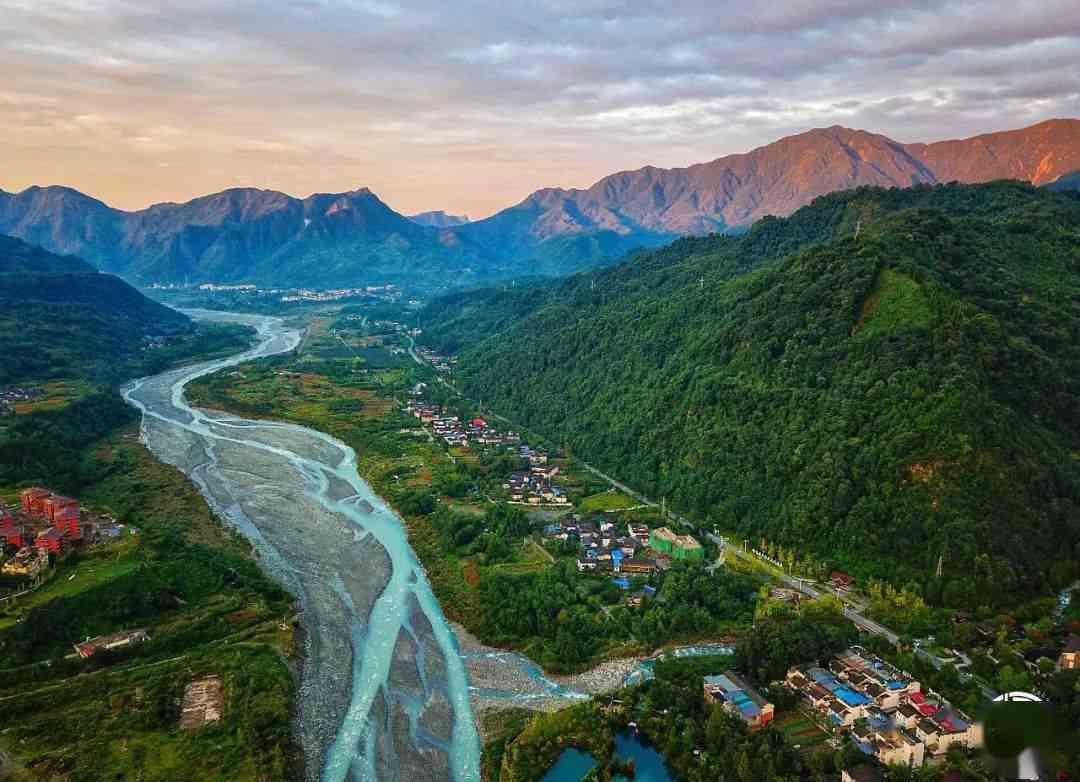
704 532 901 644
405 342 981 662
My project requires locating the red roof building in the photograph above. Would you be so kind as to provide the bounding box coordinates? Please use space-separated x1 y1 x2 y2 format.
830 570 855 590
3 525 29 548
35 527 65 553
0 509 13 529
43 495 79 524
21 487 51 515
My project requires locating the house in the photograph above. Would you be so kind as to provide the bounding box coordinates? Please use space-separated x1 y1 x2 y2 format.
20 487 51 516
73 629 150 658
830 570 855 591
2 524 30 548
42 495 79 524
703 671 774 728
35 527 65 553
648 527 704 560
896 703 921 729
1 547 48 579
1058 635 1080 670
620 558 658 575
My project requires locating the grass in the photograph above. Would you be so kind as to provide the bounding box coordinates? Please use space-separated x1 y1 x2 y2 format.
0 644 292 782
775 711 831 753
855 268 936 338
579 490 637 512
487 541 552 576
0 426 297 780
0 543 140 632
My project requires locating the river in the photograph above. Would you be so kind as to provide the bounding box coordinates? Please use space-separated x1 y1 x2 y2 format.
121 310 734 781
124 311 480 782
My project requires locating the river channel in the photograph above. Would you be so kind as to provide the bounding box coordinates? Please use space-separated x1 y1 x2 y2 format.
122 310 734 781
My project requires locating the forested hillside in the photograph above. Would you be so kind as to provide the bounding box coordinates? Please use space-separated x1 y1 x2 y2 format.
433 182 1080 608
0 235 194 385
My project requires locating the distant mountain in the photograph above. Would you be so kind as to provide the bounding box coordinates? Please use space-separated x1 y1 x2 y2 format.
409 210 470 228
3 120 1076 287
428 181 1080 608
0 187 498 290
0 235 190 385
460 119 1080 255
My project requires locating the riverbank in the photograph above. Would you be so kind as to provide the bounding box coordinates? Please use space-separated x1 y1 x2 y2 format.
127 312 482 782
0 423 297 781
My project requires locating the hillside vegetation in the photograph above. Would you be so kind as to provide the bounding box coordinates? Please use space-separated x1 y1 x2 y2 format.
0 235 197 386
429 181 1080 608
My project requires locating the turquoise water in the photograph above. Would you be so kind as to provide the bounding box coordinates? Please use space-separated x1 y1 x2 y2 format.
540 748 598 782
125 312 480 781
613 731 675 782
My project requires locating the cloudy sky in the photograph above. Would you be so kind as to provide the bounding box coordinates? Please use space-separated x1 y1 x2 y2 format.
3 0 1079 217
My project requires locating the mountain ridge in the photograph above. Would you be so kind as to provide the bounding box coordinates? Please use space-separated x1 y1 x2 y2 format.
425 181 1080 607
2 119 1077 287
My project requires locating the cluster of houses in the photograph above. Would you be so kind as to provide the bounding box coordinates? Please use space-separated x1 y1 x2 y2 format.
406 399 520 449
1 488 127 583
413 346 455 373
548 517 703 591
0 386 43 416
281 284 401 303
506 457 570 506
551 516 658 576
785 646 982 767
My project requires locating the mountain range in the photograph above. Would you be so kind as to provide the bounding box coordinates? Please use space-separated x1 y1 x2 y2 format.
1 119 1077 288
422 180 1080 607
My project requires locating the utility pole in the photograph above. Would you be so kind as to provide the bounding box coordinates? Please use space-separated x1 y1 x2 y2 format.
854 219 862 241
699 276 705 291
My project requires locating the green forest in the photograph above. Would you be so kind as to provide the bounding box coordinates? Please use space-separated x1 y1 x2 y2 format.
421 182 1080 610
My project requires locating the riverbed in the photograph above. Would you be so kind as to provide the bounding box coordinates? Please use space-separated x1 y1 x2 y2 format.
122 310 735 779
124 311 480 782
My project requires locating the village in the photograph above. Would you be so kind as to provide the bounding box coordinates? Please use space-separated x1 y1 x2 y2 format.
702 644 983 780
0 487 159 666
0 386 44 416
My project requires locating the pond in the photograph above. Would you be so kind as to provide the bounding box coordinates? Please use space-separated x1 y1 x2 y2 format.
613 731 676 782
540 748 597 782
539 731 676 782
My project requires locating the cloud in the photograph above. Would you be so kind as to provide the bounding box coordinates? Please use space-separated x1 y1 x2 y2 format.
0 0 1077 216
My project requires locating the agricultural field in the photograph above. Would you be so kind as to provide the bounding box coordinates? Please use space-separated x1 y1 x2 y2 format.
775 710 832 755
578 489 638 513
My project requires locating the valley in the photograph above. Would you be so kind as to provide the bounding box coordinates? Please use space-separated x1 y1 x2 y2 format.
6 2 1080 779
2 141 1079 782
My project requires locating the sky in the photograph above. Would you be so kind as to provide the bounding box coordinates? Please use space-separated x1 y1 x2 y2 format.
2 0 1079 219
